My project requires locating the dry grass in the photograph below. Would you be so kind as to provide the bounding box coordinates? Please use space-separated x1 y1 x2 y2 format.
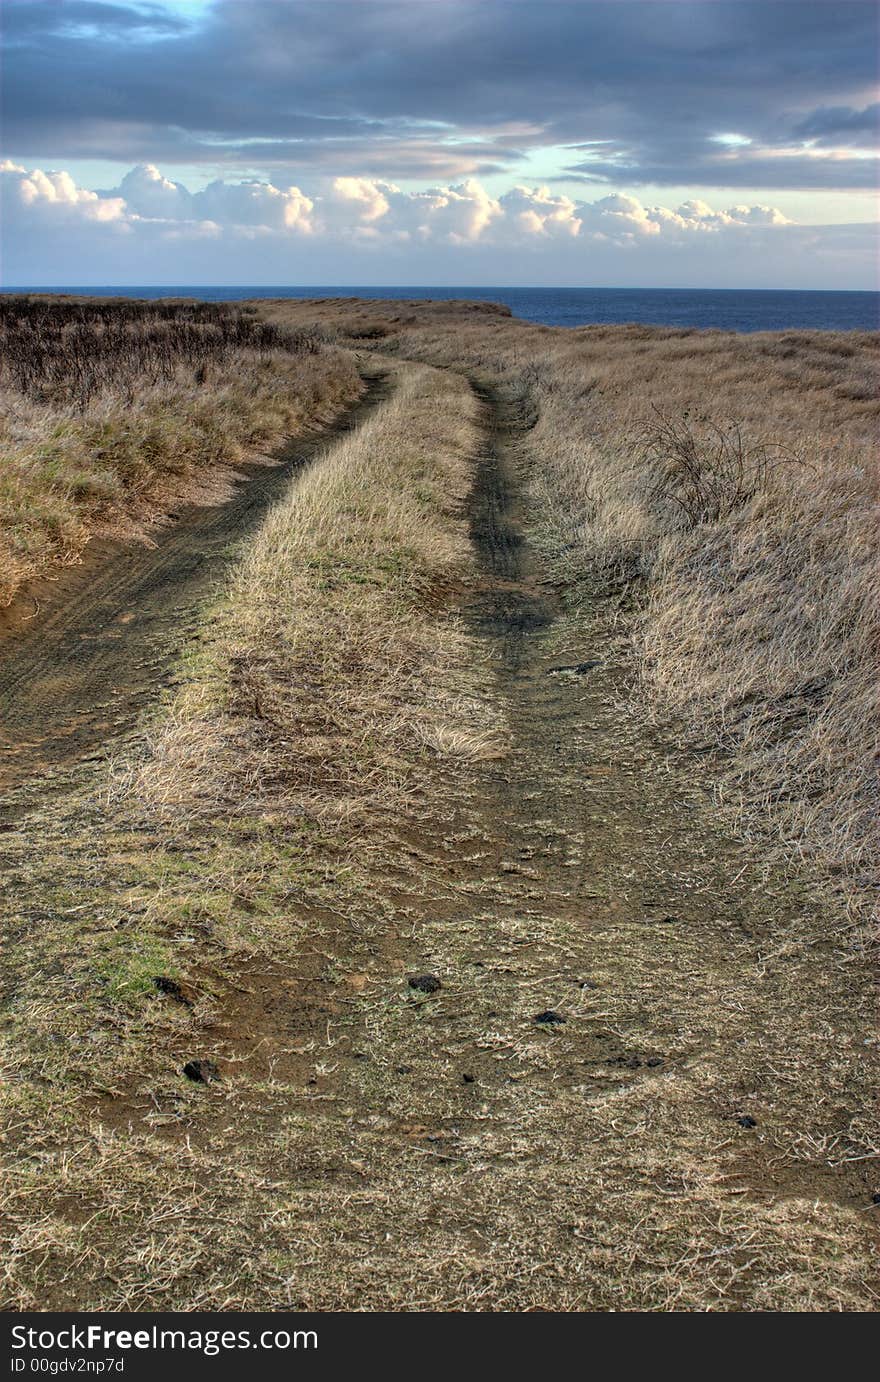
0 297 360 604
0 357 509 1309
2 350 876 1311
264 299 879 914
126 359 499 825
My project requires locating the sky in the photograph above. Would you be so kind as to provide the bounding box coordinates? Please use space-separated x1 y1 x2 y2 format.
1 0 878 288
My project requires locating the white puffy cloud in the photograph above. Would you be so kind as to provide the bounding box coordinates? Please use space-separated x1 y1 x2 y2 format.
2 160 794 249
421 178 503 242
2 159 821 284
574 193 792 241
2 159 126 223
114 164 192 219
191 178 315 233
330 177 393 224
724 203 790 226
499 185 581 237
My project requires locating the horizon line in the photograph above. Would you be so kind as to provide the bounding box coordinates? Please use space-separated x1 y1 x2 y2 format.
2 284 878 295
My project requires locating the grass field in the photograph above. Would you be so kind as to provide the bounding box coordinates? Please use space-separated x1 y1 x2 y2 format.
1 297 877 1311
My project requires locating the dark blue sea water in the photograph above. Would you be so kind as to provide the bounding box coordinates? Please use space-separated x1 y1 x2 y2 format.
4 286 878 333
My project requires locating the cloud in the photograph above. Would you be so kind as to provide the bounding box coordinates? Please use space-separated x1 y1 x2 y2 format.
791 103 880 146
114 163 191 217
564 140 878 191
2 1 877 190
2 158 874 289
192 178 314 232
1 158 127 223
499 186 582 238
0 158 799 256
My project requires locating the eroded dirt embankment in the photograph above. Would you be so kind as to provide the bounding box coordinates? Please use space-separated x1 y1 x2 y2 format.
0 375 387 804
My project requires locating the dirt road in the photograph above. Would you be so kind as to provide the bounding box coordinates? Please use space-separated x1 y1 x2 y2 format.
1 372 876 1310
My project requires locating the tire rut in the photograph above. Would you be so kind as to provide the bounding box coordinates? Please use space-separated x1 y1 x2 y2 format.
0 374 390 807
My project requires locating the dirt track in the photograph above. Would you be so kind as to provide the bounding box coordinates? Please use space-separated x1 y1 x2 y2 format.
0 378 386 804
1 369 876 1310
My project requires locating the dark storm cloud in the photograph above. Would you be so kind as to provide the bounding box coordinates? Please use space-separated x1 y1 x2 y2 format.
2 1 190 38
2 0 877 187
791 103 880 145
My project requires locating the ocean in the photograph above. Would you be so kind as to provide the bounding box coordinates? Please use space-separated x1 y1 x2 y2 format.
4 286 878 333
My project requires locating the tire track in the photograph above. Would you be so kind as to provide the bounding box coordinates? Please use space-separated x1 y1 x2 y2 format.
0 374 389 803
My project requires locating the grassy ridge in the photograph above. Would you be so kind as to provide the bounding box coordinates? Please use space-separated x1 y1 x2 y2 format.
267 299 879 913
506 325 880 907
133 359 496 824
0 297 361 604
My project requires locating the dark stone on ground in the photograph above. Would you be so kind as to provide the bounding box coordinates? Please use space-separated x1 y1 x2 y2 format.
534 1009 566 1024
462 1073 476 1083
409 974 442 994
182 1058 220 1084
737 1115 758 1128
548 660 602 676
154 975 192 1006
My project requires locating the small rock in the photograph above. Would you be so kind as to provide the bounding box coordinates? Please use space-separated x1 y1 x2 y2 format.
461 1073 476 1084
409 974 442 994
395 1065 412 1075
646 1057 664 1068
182 1059 220 1084
871 1193 880 1206
548 660 602 676
737 1114 758 1128
533 1009 566 1025
154 976 192 1006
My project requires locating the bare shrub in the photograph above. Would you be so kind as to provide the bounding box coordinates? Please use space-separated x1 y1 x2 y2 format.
637 407 808 528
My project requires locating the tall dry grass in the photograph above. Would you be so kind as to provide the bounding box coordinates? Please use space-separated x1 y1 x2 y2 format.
264 299 879 908
0 297 360 603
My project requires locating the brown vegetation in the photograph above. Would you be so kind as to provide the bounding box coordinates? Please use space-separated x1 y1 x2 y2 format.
2 350 876 1311
264 298 880 915
0 296 360 604
1 294 878 1311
